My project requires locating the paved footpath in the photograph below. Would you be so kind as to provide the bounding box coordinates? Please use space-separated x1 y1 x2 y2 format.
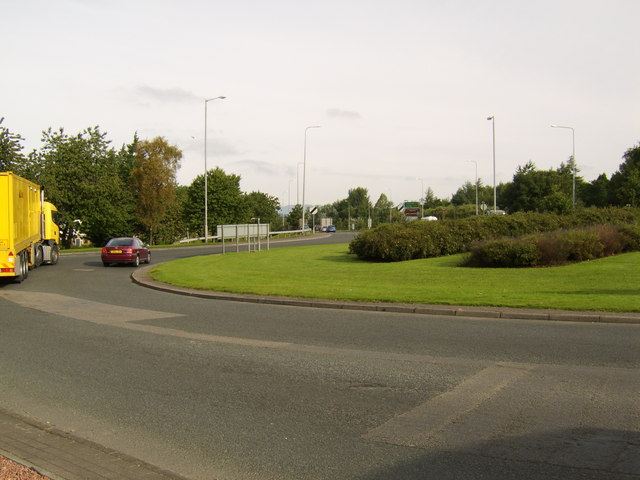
0 407 189 480
2 269 639 480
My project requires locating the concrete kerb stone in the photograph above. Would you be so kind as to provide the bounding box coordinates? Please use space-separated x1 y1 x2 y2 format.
455 308 502 319
131 266 640 325
499 310 550 321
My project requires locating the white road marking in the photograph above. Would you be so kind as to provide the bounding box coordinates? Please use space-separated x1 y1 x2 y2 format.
364 363 640 474
0 290 292 349
364 363 533 447
0 291 182 324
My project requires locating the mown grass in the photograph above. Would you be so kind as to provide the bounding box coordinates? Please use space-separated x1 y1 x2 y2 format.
149 243 640 312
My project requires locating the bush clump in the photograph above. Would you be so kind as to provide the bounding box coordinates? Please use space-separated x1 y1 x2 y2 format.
463 224 640 268
349 208 640 263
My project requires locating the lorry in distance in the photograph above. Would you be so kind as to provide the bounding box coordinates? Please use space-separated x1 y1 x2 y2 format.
0 172 60 283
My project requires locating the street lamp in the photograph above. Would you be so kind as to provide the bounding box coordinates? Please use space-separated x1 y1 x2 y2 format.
467 160 478 215
204 96 226 244
301 125 320 233
551 124 576 208
417 178 424 217
487 116 496 212
296 162 304 205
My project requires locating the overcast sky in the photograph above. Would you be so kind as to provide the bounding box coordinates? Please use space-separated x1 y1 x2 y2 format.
3 0 639 207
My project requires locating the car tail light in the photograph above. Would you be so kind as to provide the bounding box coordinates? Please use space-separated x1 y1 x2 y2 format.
101 248 107 253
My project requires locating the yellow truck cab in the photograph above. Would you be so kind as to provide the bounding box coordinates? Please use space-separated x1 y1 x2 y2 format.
0 172 60 283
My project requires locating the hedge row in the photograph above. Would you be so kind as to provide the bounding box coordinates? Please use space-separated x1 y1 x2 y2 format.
463 224 640 267
348 207 640 262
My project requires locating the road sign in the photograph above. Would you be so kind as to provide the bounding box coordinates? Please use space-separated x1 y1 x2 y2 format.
404 208 420 217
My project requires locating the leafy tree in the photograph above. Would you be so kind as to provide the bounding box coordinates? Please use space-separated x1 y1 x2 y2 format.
286 204 303 229
540 191 573 214
184 167 248 237
581 173 611 207
451 181 475 206
154 185 189 244
423 187 437 208
372 193 397 225
346 187 372 229
29 127 136 247
500 160 581 213
610 144 640 206
0 117 25 172
451 179 494 209
130 137 182 245
500 161 542 211
557 158 578 198
244 191 281 230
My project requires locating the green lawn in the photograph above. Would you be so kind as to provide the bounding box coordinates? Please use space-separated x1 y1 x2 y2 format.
149 243 640 312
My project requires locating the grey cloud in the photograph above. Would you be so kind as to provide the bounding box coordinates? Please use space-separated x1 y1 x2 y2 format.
326 108 362 120
134 85 200 103
227 159 281 176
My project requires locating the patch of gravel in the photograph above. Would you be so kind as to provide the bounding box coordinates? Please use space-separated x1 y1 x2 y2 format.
0 455 50 479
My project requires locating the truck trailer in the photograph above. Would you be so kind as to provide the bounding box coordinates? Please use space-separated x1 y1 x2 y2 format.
0 172 60 283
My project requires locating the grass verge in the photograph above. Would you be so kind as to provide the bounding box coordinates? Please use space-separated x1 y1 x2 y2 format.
149 243 640 312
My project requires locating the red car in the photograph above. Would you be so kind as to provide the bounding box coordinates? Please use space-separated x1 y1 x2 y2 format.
101 237 150 267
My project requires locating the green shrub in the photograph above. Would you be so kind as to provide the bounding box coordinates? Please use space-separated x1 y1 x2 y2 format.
619 224 640 251
464 224 640 268
564 229 603 262
466 236 539 268
349 208 640 263
536 232 570 266
597 224 626 256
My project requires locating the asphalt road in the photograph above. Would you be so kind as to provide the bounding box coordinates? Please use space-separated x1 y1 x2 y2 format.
0 233 639 480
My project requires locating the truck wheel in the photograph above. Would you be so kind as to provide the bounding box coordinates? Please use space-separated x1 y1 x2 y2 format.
49 245 59 265
34 244 44 268
14 251 28 283
23 252 29 279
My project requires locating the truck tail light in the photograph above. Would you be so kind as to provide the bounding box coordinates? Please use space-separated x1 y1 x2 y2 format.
1 251 15 272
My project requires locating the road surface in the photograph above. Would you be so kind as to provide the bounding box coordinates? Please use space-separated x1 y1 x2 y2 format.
0 233 638 479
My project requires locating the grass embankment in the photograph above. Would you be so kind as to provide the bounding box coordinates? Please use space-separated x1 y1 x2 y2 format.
149 243 640 312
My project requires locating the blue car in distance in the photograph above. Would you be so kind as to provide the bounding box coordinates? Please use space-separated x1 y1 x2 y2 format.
326 225 336 232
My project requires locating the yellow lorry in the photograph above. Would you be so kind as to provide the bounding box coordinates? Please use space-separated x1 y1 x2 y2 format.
0 172 60 283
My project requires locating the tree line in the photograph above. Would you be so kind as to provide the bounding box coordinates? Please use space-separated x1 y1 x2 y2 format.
2 117 638 243
0 119 281 247
430 143 640 218
300 142 640 229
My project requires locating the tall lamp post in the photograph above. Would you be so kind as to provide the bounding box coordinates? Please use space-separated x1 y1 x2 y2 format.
204 96 226 244
296 162 304 205
551 124 576 208
467 160 478 215
417 178 424 217
487 116 496 212
301 125 320 232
